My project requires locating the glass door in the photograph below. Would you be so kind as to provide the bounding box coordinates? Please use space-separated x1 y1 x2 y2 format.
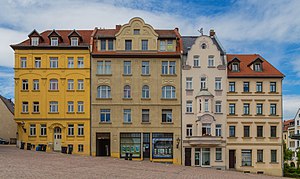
202 148 210 166
195 148 201 166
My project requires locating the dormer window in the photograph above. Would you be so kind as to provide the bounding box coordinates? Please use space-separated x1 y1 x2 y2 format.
232 62 239 72
51 37 58 46
133 29 140 35
201 43 207 49
31 37 39 46
71 37 78 46
254 63 262 71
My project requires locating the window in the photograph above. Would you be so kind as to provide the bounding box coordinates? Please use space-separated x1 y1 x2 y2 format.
124 85 131 98
71 37 78 46
204 99 209 112
202 148 210 166
77 101 84 112
68 124 74 136
20 57 27 68
270 104 277 115
100 109 111 122
202 123 211 136
141 40 148 50
216 148 222 161
160 40 166 51
229 126 235 137
257 126 263 137
100 39 106 51
256 82 263 92
186 77 193 89
142 109 149 123
215 78 222 90
133 29 140 35
243 82 249 92
200 77 206 89
33 102 39 113
78 144 84 152
35 57 41 68
244 126 250 137
193 56 200 67
162 61 176 75
22 102 28 113
30 124 36 136
201 43 207 49
167 40 173 51
77 79 84 90
229 103 235 115
208 56 214 67
125 40 132 51
97 85 111 98
242 150 252 166
51 37 58 46
271 126 277 137
229 82 235 92
108 39 113 50
22 79 29 90
257 150 263 162
49 101 58 113
254 63 262 71
40 124 46 136
186 124 192 137
256 103 263 115
68 57 74 68
216 124 222 136
78 124 84 136
270 82 276 92
33 79 39 90
142 85 150 99
142 61 149 75
123 109 131 123
186 101 193 113
162 109 172 123
124 61 131 75
243 103 250 115
50 57 58 68
67 79 74 90
31 37 39 46
49 79 58 90
271 150 277 163
78 57 84 68
162 86 176 99
97 61 111 74
232 63 239 72
68 101 74 113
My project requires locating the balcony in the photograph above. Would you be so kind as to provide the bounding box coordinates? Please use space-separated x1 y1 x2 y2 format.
184 135 225 146
290 134 300 140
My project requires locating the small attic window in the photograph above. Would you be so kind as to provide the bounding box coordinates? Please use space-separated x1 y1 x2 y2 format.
201 43 207 49
254 62 262 72
71 37 78 46
51 37 58 46
31 37 39 46
232 62 239 72
133 29 140 35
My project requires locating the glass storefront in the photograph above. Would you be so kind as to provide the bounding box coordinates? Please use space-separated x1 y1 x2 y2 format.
120 133 141 158
202 148 210 166
195 148 201 166
152 133 173 159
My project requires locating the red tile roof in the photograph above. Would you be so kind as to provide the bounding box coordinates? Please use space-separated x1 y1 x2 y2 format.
283 119 294 132
227 54 284 78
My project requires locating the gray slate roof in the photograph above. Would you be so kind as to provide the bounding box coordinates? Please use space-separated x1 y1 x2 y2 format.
182 36 197 54
0 95 14 114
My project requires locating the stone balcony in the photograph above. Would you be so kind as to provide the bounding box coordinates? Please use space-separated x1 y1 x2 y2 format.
183 135 225 147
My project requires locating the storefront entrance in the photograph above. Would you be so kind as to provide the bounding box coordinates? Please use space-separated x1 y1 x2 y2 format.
229 150 236 169
195 148 201 166
143 133 150 159
185 148 191 166
96 133 110 156
54 127 62 151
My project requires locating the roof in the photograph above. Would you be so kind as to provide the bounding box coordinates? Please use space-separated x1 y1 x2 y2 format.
227 54 285 78
283 119 294 132
181 36 197 54
0 95 14 114
11 29 93 49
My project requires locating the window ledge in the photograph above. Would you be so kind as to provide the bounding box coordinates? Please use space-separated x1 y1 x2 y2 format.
269 137 279 139
96 98 112 100
240 165 253 168
77 135 85 137
141 98 151 100
96 74 112 76
242 137 252 139
161 74 177 77
215 89 223 91
21 112 29 114
269 162 279 164
215 160 223 162
76 112 85 114
123 98 132 100
123 74 132 76
21 90 29 92
161 98 177 100
242 114 252 116
48 112 59 114
123 122 132 124
255 114 265 116
99 122 112 124
141 122 151 124
67 112 75 114
141 74 150 76
185 112 194 114
39 135 47 137
228 114 237 116
215 112 223 115
255 92 265 94
48 90 59 92
269 114 279 117
32 90 40 92
66 90 75 92
227 92 237 94
255 137 265 139
193 66 201 68
32 112 40 114
241 92 251 94
76 90 85 92
161 122 174 125
67 135 75 137
268 92 279 94
29 135 36 137
256 162 265 164
185 89 194 91
207 66 216 68
227 137 238 139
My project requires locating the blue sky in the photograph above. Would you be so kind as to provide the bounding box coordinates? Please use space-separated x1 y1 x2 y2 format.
0 0 299 119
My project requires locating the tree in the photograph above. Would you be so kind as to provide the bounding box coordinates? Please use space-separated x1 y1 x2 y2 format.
297 149 300 169
284 142 293 161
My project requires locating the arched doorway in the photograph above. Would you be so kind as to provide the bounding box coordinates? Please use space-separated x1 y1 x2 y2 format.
54 127 62 151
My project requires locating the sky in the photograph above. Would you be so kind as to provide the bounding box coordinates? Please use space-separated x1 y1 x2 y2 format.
0 0 300 119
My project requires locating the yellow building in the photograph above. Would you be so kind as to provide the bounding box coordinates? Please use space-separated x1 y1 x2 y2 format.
11 29 93 155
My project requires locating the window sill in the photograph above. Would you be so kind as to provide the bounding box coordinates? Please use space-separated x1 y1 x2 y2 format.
161 74 177 77
242 137 252 139
241 92 251 94
32 90 40 92
96 98 112 100
241 114 252 116
67 112 75 114
240 165 253 168
227 92 237 94
255 92 265 94
123 98 132 100
255 137 265 139
77 135 85 137
255 114 265 116
99 122 112 124
48 112 59 114
161 98 177 100
141 122 151 124
227 137 238 139
268 92 279 94
185 112 194 114
269 114 279 117
67 90 75 92
269 162 279 164
228 114 237 116
32 112 40 114
96 74 112 76
48 90 59 92
29 135 36 137
207 66 216 68
185 89 194 91
269 137 279 139
123 122 132 124
141 98 151 100
141 74 150 76
21 90 29 92
21 112 29 114
256 162 265 164
67 135 75 137
76 112 85 114
161 122 174 125
215 89 223 91
215 160 223 162
123 74 132 76
215 112 223 115
76 90 85 92
193 66 201 68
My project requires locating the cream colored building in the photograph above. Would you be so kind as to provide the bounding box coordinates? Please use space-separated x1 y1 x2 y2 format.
226 54 284 176
91 17 182 164
0 95 16 143
181 30 227 169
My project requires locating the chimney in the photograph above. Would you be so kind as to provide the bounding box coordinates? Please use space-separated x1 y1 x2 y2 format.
116 25 121 31
174 27 179 32
210 29 215 37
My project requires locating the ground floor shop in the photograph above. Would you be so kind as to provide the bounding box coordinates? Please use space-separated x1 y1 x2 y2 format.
15 119 90 155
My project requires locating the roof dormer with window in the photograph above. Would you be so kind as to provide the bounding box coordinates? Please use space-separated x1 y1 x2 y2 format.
48 29 63 46
249 58 263 72
28 29 43 46
228 58 240 72
68 29 83 46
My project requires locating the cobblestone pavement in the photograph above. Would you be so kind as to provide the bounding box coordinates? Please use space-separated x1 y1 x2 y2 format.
0 145 286 179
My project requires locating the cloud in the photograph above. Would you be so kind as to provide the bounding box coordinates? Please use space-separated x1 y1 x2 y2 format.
283 95 300 119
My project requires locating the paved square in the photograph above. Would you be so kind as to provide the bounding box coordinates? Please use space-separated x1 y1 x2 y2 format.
0 146 286 179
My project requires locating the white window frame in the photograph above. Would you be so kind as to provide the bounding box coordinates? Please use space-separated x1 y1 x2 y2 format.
77 57 84 68
78 124 84 136
68 57 74 68
142 85 150 99
78 144 84 152
208 55 214 67
123 61 131 75
51 37 58 46
71 37 78 46
68 101 74 113
162 109 172 123
31 37 39 46
20 57 27 68
100 109 111 122
49 79 58 90
33 102 39 113
33 79 39 91
30 124 36 136
97 85 111 98
67 79 74 90
186 124 192 137
77 101 84 112
215 101 222 113
35 57 41 68
186 77 193 90
97 61 111 74
216 124 222 137
40 124 47 136
49 101 58 113
193 56 200 67
142 61 150 75
123 109 131 123
215 78 222 90
50 57 58 68
68 124 74 136
162 61 176 75
200 77 206 89
22 102 28 113
77 79 84 90
162 86 176 99
186 101 193 113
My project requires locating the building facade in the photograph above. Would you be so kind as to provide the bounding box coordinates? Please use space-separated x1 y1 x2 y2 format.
181 30 227 169
11 29 92 155
91 17 182 164
226 54 284 176
0 95 16 143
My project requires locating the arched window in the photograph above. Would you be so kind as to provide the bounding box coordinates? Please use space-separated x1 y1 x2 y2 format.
49 79 58 90
124 85 131 98
162 86 175 99
201 43 207 49
142 85 150 98
97 85 111 98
